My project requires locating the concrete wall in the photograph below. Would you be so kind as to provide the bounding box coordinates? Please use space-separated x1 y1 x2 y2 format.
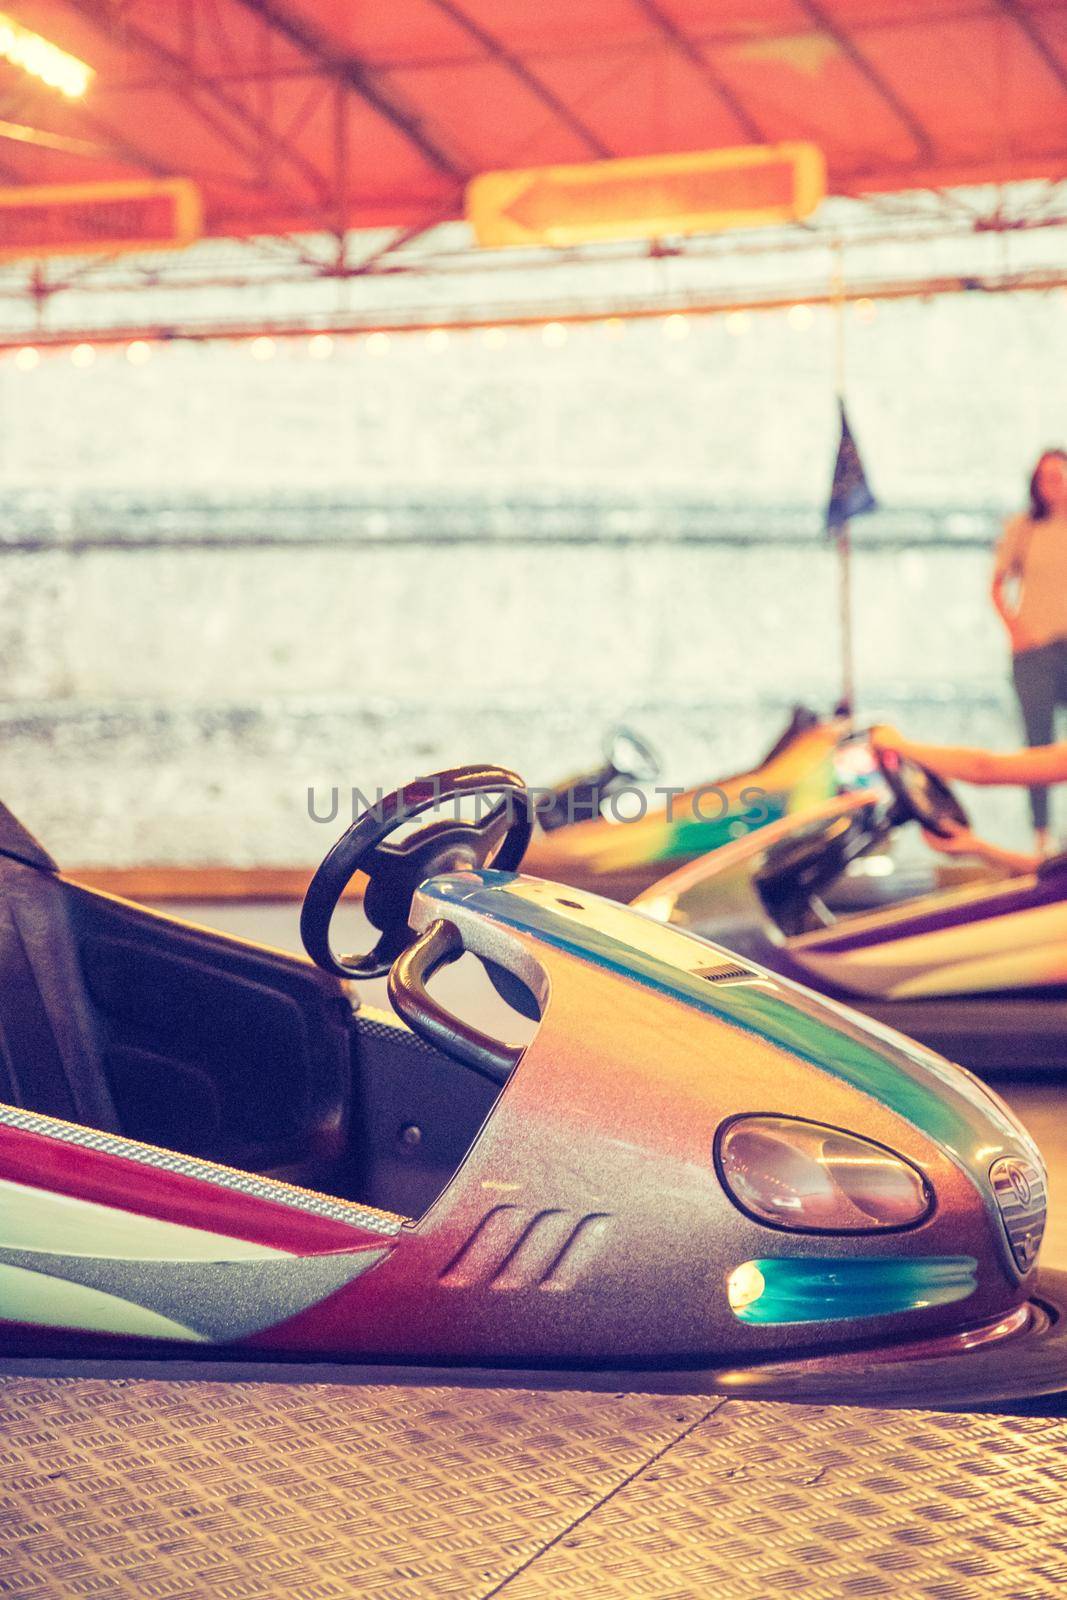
2 290 1065 865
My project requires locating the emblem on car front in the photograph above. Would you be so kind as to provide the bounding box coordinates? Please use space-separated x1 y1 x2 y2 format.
990 1156 1046 1272
1007 1163 1032 1207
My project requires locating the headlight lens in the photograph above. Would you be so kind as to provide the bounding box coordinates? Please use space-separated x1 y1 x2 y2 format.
718 1116 932 1232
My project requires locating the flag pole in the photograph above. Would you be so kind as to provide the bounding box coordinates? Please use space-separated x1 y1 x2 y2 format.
831 245 854 723
838 521 855 715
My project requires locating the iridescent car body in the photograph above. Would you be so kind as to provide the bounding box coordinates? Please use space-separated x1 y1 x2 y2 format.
0 777 1063 1406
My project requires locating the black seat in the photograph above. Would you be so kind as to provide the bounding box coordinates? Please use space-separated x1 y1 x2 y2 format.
0 812 354 1176
0 803 509 1218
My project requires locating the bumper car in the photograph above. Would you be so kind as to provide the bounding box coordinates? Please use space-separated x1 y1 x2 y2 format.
634 743 1067 1079
536 724 662 833
524 705 856 900
0 768 1064 1407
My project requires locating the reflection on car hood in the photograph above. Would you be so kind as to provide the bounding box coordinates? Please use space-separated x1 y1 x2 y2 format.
426 869 1041 1183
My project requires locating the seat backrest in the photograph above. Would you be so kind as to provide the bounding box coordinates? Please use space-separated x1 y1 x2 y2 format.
0 800 57 872
0 851 355 1174
0 855 119 1131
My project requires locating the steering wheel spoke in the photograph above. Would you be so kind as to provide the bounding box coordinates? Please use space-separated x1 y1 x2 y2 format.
345 919 414 977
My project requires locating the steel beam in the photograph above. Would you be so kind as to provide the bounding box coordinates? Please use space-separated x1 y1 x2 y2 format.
422 0 611 158
64 0 334 210
629 0 768 144
991 0 1067 99
231 0 468 180
792 0 936 163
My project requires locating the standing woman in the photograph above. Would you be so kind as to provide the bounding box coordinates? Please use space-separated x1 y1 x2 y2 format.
992 448 1067 853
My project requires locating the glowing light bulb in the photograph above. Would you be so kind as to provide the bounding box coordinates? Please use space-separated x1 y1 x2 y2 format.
0 14 93 99
307 333 333 360
125 340 152 365
855 297 877 324
541 321 567 347
70 342 95 367
787 303 814 330
249 336 275 361
366 331 390 355
13 345 39 370
663 313 689 340
727 1261 766 1314
482 326 507 349
425 328 449 351
725 311 750 336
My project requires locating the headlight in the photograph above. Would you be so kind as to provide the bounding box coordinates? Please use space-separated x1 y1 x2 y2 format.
717 1116 932 1232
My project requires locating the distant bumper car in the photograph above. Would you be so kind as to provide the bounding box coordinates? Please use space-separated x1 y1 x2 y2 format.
634 742 1067 1078
525 706 856 900
536 725 662 833
0 770 1063 1406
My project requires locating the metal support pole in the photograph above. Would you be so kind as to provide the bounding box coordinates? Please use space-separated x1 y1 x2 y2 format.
837 521 855 717
832 242 855 722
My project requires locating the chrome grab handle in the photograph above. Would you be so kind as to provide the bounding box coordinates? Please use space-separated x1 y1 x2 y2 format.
387 919 524 1085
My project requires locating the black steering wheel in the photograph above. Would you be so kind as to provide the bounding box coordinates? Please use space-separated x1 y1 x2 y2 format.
874 746 970 840
754 808 880 934
608 726 660 785
539 725 661 833
301 766 534 979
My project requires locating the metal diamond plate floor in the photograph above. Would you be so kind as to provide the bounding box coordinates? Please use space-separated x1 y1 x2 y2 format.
4 1378 1067 1599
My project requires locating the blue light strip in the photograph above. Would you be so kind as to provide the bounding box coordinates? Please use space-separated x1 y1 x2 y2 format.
731 1255 978 1324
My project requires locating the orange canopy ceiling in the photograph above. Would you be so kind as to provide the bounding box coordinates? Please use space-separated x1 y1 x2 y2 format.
4 0 1067 243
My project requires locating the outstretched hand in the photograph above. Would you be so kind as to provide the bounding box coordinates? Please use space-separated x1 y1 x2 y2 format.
920 820 981 857
1006 617 1039 656
869 723 908 757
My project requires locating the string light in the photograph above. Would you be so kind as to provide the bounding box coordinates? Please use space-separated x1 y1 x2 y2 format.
0 303 876 361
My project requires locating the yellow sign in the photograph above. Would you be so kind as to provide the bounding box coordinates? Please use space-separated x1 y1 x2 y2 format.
0 180 202 260
468 143 825 248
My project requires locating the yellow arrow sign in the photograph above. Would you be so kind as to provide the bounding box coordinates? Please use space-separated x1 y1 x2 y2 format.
468 143 824 249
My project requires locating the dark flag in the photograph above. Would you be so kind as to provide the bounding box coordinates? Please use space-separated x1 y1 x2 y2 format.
826 400 877 535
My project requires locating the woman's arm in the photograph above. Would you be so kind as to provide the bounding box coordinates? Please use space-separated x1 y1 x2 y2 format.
991 518 1036 650
872 727 1067 788
990 566 1015 625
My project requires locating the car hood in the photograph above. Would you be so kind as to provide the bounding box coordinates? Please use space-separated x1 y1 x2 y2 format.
422 869 1045 1217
